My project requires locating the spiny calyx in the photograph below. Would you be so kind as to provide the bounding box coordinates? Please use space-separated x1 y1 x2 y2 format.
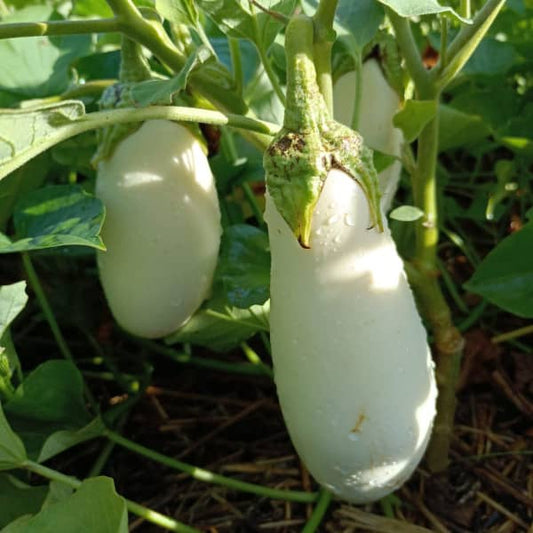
264 15 383 249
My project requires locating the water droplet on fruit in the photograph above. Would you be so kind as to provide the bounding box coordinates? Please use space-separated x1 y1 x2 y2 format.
327 214 339 225
344 214 355 226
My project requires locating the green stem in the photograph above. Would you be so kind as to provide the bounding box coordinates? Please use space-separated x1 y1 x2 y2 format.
105 430 318 503
242 181 266 228
140 339 271 377
312 0 339 115
0 379 15 402
0 17 120 39
460 0 471 19
106 0 252 118
21 253 98 411
413 114 440 267
256 40 286 105
22 460 199 533
1 105 277 181
492 324 533 344
350 52 363 130
386 9 431 98
240 341 273 377
228 37 244 95
433 0 506 90
407 266 464 473
302 487 332 533
249 0 285 105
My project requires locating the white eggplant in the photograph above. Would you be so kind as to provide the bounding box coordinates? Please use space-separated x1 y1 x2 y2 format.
333 59 403 211
265 168 437 503
96 119 221 338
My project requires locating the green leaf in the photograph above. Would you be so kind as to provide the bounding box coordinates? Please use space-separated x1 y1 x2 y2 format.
0 402 26 470
0 153 51 231
0 282 28 341
375 0 470 23
216 225 270 308
2 477 128 533
302 0 384 50
4 360 92 460
0 6 92 103
0 185 105 253
0 101 86 180
389 205 424 222
393 100 438 142
438 104 492 152
166 284 270 352
155 0 200 27
464 221 533 318
463 38 518 76
0 281 27 379
131 46 213 106
0 474 49 528
197 0 296 48
38 417 105 463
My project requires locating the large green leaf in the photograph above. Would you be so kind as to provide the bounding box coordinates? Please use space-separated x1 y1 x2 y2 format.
302 0 384 49
376 0 469 22
4 360 92 460
438 104 492 151
0 403 26 470
0 185 105 253
0 153 51 231
0 101 86 180
216 224 270 308
2 477 128 533
0 474 49 528
0 6 92 104
464 221 533 318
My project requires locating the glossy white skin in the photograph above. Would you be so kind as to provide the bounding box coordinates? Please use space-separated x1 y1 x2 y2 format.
265 169 437 503
333 59 403 211
96 120 221 338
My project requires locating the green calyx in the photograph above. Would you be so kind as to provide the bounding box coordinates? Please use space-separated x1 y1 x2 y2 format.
264 15 383 249
92 37 153 166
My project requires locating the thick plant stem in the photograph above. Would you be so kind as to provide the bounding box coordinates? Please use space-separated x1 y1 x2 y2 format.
413 116 440 267
410 107 464 473
407 268 464 472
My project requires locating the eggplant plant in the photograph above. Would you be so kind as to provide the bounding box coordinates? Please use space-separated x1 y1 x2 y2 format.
0 0 525 530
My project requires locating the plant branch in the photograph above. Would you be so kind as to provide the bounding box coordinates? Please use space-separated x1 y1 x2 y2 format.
312 0 339 114
407 267 464 472
250 2 285 106
302 487 333 533
0 17 120 39
385 8 432 98
105 429 318 503
0 105 278 181
22 460 199 532
434 0 506 90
